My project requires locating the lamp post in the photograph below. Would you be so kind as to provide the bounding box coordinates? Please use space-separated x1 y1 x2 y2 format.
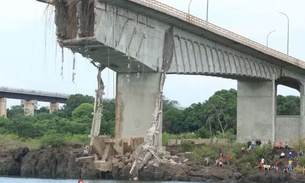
188 0 209 22
188 0 193 14
206 0 209 22
266 30 276 47
279 12 290 55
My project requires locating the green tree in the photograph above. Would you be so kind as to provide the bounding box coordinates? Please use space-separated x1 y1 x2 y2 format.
163 108 184 134
202 89 237 137
4 116 43 138
63 94 94 117
72 103 94 120
7 105 23 118
103 99 115 122
35 106 49 114
196 126 211 138
277 95 300 115
163 97 180 113
182 103 205 132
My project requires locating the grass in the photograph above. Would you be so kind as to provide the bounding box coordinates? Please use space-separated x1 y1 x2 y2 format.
162 132 197 146
0 134 40 151
0 133 89 151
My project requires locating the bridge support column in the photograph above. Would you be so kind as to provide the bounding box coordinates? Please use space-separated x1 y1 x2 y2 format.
49 102 59 114
299 82 305 137
237 79 276 143
0 98 7 117
22 100 37 116
115 73 161 140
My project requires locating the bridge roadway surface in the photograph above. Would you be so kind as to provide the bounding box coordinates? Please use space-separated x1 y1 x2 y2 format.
0 87 70 103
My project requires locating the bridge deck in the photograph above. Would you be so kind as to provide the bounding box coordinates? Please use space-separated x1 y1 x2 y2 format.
0 87 69 103
107 0 305 72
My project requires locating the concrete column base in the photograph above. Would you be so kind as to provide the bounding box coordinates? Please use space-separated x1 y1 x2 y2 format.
49 102 59 114
0 98 7 117
115 73 161 140
237 79 276 142
22 100 37 116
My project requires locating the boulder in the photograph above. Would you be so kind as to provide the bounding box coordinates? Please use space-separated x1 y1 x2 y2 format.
0 156 21 176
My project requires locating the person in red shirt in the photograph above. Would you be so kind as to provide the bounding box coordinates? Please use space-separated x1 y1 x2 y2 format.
279 141 283 149
273 161 279 170
226 154 231 165
258 162 263 170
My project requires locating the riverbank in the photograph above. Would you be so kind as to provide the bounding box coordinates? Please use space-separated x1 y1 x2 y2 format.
1 145 305 183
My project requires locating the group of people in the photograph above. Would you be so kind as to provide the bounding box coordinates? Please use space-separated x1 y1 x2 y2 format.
212 151 231 167
270 140 289 149
258 151 295 173
258 157 279 171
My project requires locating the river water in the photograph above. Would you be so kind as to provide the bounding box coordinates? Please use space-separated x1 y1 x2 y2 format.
0 177 224 183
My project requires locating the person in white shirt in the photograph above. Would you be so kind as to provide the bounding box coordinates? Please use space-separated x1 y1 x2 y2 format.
280 152 285 159
261 157 265 165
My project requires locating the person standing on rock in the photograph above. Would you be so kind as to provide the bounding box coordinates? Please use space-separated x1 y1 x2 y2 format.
219 151 223 162
260 157 265 165
226 154 231 165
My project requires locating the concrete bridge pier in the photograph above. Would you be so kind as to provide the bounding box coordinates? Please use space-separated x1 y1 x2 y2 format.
22 100 37 116
299 82 305 137
115 73 161 140
49 102 59 114
0 98 7 117
237 79 276 143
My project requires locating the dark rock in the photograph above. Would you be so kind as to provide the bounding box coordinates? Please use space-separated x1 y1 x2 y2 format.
13 147 29 163
237 168 292 183
139 163 189 181
20 147 99 179
119 164 132 180
0 156 21 176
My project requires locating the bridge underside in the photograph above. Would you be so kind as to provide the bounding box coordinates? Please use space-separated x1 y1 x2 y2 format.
60 38 156 73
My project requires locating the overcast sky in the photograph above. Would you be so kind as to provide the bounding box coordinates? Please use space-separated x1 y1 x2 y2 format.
0 0 304 108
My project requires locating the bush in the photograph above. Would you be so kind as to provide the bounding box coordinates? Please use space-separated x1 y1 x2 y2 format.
196 126 211 138
40 133 68 148
0 134 40 151
162 132 197 146
179 140 195 152
291 137 305 152
39 133 89 149
192 146 218 164
298 156 305 167
238 144 272 166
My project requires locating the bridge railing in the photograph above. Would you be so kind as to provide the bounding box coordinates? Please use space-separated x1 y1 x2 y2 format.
0 87 70 99
129 0 305 69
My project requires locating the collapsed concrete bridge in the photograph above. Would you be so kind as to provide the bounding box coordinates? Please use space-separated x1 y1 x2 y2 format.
37 0 305 153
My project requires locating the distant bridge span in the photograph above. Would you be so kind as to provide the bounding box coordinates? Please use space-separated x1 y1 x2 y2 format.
0 86 69 103
0 86 70 116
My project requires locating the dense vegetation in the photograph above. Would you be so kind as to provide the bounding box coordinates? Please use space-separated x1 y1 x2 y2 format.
0 89 301 149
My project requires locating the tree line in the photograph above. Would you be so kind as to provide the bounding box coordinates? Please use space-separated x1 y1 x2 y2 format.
0 89 300 140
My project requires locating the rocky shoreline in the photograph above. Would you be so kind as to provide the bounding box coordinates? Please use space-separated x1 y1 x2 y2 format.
1 146 305 183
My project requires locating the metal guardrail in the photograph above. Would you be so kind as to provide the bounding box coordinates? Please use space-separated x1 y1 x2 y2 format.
0 87 70 99
128 0 305 69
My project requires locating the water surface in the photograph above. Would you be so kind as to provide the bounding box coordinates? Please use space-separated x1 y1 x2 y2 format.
0 177 223 183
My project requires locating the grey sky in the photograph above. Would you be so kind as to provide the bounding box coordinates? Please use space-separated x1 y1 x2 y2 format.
0 0 304 108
